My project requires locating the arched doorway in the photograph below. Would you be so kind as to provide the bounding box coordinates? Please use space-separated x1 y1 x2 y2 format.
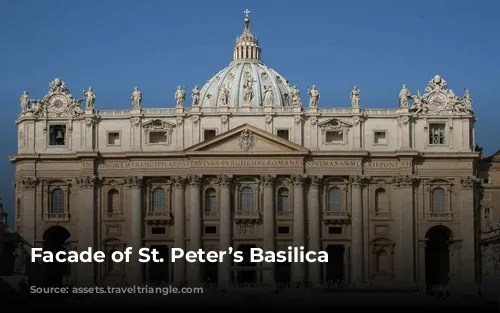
42 226 71 286
425 225 452 294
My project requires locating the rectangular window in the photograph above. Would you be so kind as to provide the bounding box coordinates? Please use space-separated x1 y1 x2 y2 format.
429 124 446 145
108 132 120 145
374 131 387 145
325 131 343 144
149 131 167 144
49 125 66 146
277 226 290 235
328 226 342 235
151 227 166 235
204 226 217 235
277 129 289 140
204 129 216 141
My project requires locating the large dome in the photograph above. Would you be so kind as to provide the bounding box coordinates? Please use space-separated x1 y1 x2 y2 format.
199 15 295 108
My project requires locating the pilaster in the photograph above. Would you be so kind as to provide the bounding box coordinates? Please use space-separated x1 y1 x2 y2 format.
20 176 38 246
459 176 476 292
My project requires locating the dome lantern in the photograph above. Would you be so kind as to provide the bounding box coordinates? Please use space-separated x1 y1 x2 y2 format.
233 9 261 62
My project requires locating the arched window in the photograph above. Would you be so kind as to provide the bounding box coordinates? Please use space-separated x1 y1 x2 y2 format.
16 198 21 216
327 187 342 212
107 189 119 214
277 188 289 212
152 188 167 212
239 187 254 211
375 188 387 212
50 189 65 214
431 188 445 213
205 188 217 213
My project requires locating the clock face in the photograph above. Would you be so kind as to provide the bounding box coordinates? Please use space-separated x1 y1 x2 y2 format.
49 95 68 113
428 92 447 111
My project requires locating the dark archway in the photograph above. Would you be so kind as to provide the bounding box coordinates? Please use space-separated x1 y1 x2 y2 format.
42 226 71 287
237 244 257 284
425 225 452 294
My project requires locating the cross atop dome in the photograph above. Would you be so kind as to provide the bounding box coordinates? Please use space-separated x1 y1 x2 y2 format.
244 9 250 18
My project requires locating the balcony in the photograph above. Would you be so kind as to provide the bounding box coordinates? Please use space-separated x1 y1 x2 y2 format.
204 211 219 220
426 212 453 222
371 211 392 221
145 211 172 225
322 211 350 225
235 210 261 224
276 211 293 219
103 212 124 221
44 212 70 222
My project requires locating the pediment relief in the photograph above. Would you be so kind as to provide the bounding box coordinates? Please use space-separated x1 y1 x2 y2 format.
318 118 352 133
185 124 309 154
142 119 175 131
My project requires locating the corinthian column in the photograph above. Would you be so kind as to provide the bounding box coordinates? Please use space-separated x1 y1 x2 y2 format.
218 174 232 288
261 174 275 286
187 174 202 284
307 176 322 286
172 176 186 284
350 175 365 285
459 176 476 291
75 176 97 286
20 177 37 246
125 176 144 285
292 174 306 283
396 174 417 284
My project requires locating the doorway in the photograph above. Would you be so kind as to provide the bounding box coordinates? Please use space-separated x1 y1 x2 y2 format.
148 245 169 283
42 226 71 286
325 245 345 283
425 226 452 293
237 244 257 283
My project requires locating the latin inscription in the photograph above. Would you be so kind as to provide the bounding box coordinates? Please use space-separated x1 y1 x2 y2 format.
95 159 413 169
306 160 362 167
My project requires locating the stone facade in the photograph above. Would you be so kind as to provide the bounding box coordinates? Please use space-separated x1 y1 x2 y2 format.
10 13 479 293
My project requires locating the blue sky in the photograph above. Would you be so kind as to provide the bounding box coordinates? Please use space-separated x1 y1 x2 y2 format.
1 0 499 224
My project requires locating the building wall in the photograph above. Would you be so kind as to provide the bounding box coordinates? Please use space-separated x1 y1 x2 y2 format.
11 86 479 290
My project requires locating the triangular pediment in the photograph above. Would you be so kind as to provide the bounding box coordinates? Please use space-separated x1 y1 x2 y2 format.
318 118 352 130
185 124 309 155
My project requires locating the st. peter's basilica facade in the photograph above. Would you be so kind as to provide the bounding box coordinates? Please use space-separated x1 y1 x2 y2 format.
10 13 479 295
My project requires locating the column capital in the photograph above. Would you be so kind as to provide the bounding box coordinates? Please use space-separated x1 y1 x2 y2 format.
74 176 98 189
171 176 187 189
260 174 275 188
20 176 38 189
217 174 233 187
291 174 306 187
308 175 322 188
460 176 476 189
124 176 143 188
186 174 202 187
392 174 419 188
349 175 370 187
